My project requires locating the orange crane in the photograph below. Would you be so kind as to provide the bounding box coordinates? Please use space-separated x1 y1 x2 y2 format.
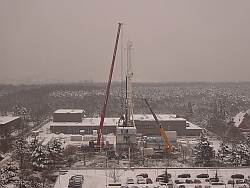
142 96 173 153
97 23 123 147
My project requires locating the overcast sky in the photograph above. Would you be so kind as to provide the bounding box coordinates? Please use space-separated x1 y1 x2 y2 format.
1 1 250 84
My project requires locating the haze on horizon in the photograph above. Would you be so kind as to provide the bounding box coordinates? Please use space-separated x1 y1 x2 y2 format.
1 1 250 84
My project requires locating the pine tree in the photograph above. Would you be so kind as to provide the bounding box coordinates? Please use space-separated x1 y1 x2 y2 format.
217 138 230 166
227 147 240 166
0 163 18 185
246 131 250 165
29 139 49 171
236 141 250 166
47 139 64 168
194 133 214 167
12 136 29 169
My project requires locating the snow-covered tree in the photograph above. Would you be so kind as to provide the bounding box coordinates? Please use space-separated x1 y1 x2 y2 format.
236 141 250 166
227 147 241 166
29 139 50 171
194 133 214 167
0 163 18 185
217 138 231 166
246 130 250 147
47 139 64 167
12 136 29 169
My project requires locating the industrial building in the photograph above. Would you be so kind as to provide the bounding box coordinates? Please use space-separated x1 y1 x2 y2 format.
0 116 21 136
134 114 187 136
53 109 85 123
50 116 119 135
50 109 202 137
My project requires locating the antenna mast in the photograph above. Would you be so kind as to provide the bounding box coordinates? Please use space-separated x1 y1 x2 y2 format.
125 40 134 126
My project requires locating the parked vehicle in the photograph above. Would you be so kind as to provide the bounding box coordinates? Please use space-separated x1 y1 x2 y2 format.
245 179 250 185
178 174 191 178
120 186 127 188
126 177 134 184
146 178 153 184
206 178 218 183
130 186 139 188
178 185 186 188
185 179 193 184
236 180 245 184
75 175 84 181
194 185 202 188
136 173 148 178
120 186 129 188
211 182 225 185
156 176 164 182
68 175 83 188
156 173 171 181
231 174 244 179
228 180 235 185
175 180 185 184
194 179 201 184
196 173 209 178
137 177 146 184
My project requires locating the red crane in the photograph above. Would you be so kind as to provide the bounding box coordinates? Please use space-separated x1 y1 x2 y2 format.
97 23 123 147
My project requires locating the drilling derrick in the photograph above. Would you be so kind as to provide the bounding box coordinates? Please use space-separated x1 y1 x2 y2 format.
116 40 137 149
125 40 134 127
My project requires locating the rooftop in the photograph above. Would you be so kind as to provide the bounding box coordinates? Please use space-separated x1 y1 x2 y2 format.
133 114 186 121
51 117 120 127
186 121 202 130
0 116 20 125
54 109 85 114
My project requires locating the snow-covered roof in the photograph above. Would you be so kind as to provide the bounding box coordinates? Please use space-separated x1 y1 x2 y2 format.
234 112 245 127
54 109 85 114
133 114 185 121
0 116 20 125
246 109 250 116
51 117 120 127
186 121 202 130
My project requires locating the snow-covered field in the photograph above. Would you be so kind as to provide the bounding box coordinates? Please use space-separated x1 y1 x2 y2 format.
53 168 250 188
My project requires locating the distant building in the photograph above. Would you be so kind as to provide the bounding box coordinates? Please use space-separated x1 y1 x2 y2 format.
53 109 85 123
50 117 118 135
233 110 250 132
133 114 187 136
0 116 21 136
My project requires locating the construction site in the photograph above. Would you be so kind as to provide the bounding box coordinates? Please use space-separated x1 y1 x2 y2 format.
44 23 204 169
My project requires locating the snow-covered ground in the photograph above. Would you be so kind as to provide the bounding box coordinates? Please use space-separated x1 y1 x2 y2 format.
53 168 250 188
28 122 250 188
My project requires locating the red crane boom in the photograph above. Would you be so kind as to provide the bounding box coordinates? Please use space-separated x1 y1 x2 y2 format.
97 23 123 147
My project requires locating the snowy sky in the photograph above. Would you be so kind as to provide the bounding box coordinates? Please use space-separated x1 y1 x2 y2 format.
1 1 250 83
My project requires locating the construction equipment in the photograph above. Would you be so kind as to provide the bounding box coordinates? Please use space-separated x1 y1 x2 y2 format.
97 23 123 147
142 96 173 153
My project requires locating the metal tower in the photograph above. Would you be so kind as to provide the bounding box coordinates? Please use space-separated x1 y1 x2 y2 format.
125 40 134 126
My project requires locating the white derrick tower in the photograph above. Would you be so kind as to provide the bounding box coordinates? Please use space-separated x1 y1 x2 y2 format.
116 40 136 149
125 40 134 126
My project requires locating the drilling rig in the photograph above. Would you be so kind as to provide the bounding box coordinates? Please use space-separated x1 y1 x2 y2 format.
116 40 137 149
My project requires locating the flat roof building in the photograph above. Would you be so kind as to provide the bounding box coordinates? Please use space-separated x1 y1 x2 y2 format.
0 116 21 135
50 109 202 136
53 109 85 123
134 114 187 136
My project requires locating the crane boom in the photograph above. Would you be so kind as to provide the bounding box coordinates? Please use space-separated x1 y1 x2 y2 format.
97 23 123 147
142 96 173 153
